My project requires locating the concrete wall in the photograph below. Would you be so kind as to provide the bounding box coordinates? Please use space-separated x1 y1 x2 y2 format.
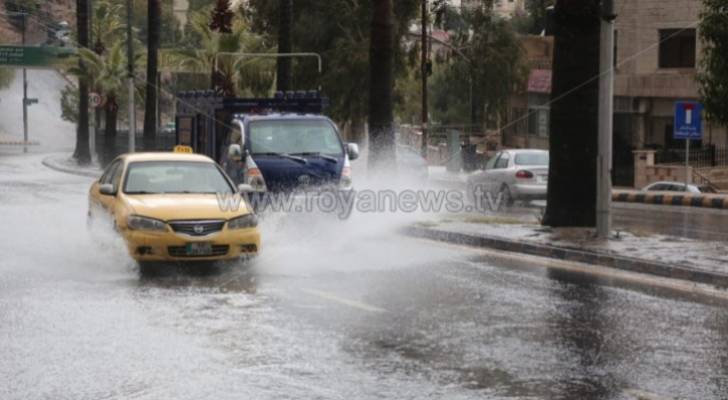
634 150 692 189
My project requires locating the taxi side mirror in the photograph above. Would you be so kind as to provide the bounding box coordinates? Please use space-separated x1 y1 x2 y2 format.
99 183 115 196
228 144 243 161
346 143 360 161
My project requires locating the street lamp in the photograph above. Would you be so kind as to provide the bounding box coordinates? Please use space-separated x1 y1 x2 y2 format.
6 10 32 153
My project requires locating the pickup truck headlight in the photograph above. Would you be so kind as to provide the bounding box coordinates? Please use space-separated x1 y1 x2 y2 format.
228 213 258 230
127 215 168 232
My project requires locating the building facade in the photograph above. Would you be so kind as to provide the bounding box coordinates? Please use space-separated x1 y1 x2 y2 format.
503 0 726 186
614 0 725 149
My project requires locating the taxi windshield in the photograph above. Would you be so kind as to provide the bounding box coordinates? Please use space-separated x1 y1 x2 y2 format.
248 119 344 156
123 161 234 195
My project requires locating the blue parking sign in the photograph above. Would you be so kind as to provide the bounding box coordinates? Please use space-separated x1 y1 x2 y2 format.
674 102 703 140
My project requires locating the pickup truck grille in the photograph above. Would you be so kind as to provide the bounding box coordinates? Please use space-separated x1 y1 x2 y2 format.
169 220 225 236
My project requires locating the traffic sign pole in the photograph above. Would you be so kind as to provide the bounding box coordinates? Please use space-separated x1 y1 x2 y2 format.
674 101 703 192
685 138 690 191
22 13 28 153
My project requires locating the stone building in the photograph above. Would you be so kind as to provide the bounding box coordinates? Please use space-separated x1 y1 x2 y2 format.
502 0 726 186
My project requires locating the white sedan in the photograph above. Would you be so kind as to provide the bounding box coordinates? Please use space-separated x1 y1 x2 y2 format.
466 149 549 208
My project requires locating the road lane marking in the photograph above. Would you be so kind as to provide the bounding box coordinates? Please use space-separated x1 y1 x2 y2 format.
301 289 387 313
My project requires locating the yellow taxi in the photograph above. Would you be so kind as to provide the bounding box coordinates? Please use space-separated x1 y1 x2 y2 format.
88 152 260 264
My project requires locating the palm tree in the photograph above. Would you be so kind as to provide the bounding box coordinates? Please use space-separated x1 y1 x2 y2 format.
90 0 124 55
74 44 130 157
167 10 274 97
368 0 396 171
75 0 91 164
276 0 293 91
143 0 161 140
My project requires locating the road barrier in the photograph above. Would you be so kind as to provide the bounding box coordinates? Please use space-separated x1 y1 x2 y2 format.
612 190 728 210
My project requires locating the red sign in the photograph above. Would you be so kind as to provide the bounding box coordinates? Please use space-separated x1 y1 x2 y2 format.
527 69 552 94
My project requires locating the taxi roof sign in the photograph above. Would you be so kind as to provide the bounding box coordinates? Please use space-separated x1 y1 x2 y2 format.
173 145 193 153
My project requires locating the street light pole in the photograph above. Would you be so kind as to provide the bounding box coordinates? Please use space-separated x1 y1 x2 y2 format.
88 0 95 161
420 0 428 159
597 0 616 239
126 0 136 153
21 12 28 153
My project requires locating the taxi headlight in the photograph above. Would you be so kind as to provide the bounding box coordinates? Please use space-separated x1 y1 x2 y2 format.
228 213 258 229
127 215 167 232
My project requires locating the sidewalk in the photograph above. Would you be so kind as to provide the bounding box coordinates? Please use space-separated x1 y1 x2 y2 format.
41 153 102 178
405 214 728 288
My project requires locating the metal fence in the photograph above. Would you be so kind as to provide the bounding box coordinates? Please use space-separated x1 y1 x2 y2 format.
94 131 177 167
655 145 728 168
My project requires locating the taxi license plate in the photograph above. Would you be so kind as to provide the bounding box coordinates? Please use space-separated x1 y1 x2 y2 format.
185 242 212 256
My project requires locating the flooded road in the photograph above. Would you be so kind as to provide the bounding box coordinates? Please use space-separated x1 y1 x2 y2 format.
3 151 728 399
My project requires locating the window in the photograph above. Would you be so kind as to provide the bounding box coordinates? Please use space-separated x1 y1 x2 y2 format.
484 153 499 170
123 161 234 195
248 119 344 156
515 152 549 166
658 29 696 68
494 153 510 169
100 160 121 186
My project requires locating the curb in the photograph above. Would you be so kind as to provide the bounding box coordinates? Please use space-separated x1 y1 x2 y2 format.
0 140 40 146
612 190 728 210
42 155 101 178
403 225 728 288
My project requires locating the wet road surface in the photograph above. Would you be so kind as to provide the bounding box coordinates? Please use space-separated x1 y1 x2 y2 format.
3 151 728 399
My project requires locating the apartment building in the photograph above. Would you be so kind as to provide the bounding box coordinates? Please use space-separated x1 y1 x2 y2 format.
503 0 724 186
614 0 724 149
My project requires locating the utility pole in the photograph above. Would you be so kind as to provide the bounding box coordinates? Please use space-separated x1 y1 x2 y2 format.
596 0 616 239
21 12 28 153
126 0 135 153
88 0 95 162
420 0 428 158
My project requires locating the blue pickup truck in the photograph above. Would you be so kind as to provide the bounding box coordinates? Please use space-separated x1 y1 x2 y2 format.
175 91 359 199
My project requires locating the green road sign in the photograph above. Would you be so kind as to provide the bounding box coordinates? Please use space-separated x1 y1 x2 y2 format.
0 46 76 68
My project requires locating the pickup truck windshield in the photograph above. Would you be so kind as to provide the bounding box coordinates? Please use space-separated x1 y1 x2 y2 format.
248 120 344 156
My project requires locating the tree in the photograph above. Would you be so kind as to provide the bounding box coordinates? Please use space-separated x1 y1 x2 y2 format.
75 0 91 165
244 0 419 142
428 2 526 129
0 68 14 90
276 0 293 92
524 0 556 35
75 44 130 159
368 0 396 171
91 1 125 55
143 0 161 140
542 0 601 228
210 0 234 33
169 10 273 97
697 0 728 126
